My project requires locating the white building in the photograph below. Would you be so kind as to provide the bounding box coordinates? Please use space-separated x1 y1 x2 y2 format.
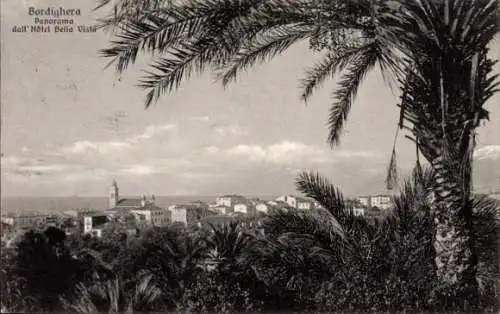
1 216 14 226
296 198 313 210
171 207 188 225
234 203 248 214
83 212 109 236
216 195 247 207
212 205 231 215
276 195 297 208
255 203 269 214
276 195 314 210
352 207 365 216
358 196 370 207
370 195 393 210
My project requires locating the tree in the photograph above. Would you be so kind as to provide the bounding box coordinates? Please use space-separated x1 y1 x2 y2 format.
15 228 83 310
98 0 500 304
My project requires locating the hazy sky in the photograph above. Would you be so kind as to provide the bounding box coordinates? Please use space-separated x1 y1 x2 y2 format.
1 0 499 197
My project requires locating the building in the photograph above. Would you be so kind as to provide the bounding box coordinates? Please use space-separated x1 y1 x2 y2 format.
370 195 393 210
234 203 249 214
107 180 169 227
296 197 313 210
170 204 213 226
276 195 297 208
358 196 370 207
211 205 232 215
10 214 48 229
356 195 393 210
83 212 109 235
255 203 269 214
215 195 247 207
276 195 314 210
352 207 365 216
313 201 324 209
1 216 14 226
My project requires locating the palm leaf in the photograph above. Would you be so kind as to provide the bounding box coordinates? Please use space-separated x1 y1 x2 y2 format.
327 42 379 146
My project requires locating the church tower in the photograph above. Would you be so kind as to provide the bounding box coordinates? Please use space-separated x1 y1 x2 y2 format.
109 179 119 209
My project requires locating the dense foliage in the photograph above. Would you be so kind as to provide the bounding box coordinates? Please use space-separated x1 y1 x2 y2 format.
1 169 499 313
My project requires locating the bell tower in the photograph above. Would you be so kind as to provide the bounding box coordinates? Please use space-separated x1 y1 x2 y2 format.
109 179 119 208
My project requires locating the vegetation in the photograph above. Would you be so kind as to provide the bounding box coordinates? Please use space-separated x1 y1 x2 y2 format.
1 168 499 313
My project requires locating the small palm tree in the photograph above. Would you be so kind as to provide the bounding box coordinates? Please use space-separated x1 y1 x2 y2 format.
140 230 204 309
201 222 252 274
61 271 162 313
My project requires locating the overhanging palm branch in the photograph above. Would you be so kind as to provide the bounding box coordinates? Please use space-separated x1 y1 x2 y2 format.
98 0 397 145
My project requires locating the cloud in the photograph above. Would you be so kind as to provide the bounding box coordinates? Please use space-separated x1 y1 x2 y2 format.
266 141 324 164
227 145 267 161
2 155 69 176
122 159 192 175
60 140 133 155
221 141 325 165
212 123 248 137
52 123 177 157
202 141 382 167
202 145 220 154
333 150 381 159
124 165 155 175
474 145 500 160
189 116 210 122
128 123 177 143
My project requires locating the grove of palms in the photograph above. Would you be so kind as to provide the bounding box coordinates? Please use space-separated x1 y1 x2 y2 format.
93 0 500 307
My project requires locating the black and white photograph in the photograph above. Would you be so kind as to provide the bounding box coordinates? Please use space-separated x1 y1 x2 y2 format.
1 0 500 312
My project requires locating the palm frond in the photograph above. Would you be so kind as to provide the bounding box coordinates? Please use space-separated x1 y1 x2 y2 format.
300 42 373 103
385 148 399 191
327 42 379 146
261 208 345 243
295 171 347 220
219 23 315 86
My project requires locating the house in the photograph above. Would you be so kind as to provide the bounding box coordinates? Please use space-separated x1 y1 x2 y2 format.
1 216 14 226
356 195 393 210
313 201 324 209
234 203 248 214
296 197 313 210
11 213 48 229
276 195 314 210
170 204 212 226
276 195 297 208
216 195 247 207
370 194 393 210
83 212 109 235
357 196 370 207
211 205 232 215
255 203 269 214
267 200 291 210
352 207 365 216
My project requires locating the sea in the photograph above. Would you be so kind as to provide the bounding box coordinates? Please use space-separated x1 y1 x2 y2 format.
0 195 276 215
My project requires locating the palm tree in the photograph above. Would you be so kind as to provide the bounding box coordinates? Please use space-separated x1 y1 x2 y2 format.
97 0 500 302
201 222 252 274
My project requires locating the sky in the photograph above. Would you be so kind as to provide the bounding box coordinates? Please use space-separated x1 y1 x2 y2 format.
1 0 499 198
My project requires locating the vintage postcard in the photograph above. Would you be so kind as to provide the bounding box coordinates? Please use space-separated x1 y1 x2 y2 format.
1 0 499 313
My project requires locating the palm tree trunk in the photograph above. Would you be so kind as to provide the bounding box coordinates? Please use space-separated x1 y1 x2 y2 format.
416 124 478 307
430 153 478 306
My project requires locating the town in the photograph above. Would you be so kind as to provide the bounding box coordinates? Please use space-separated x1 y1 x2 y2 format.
1 180 395 244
